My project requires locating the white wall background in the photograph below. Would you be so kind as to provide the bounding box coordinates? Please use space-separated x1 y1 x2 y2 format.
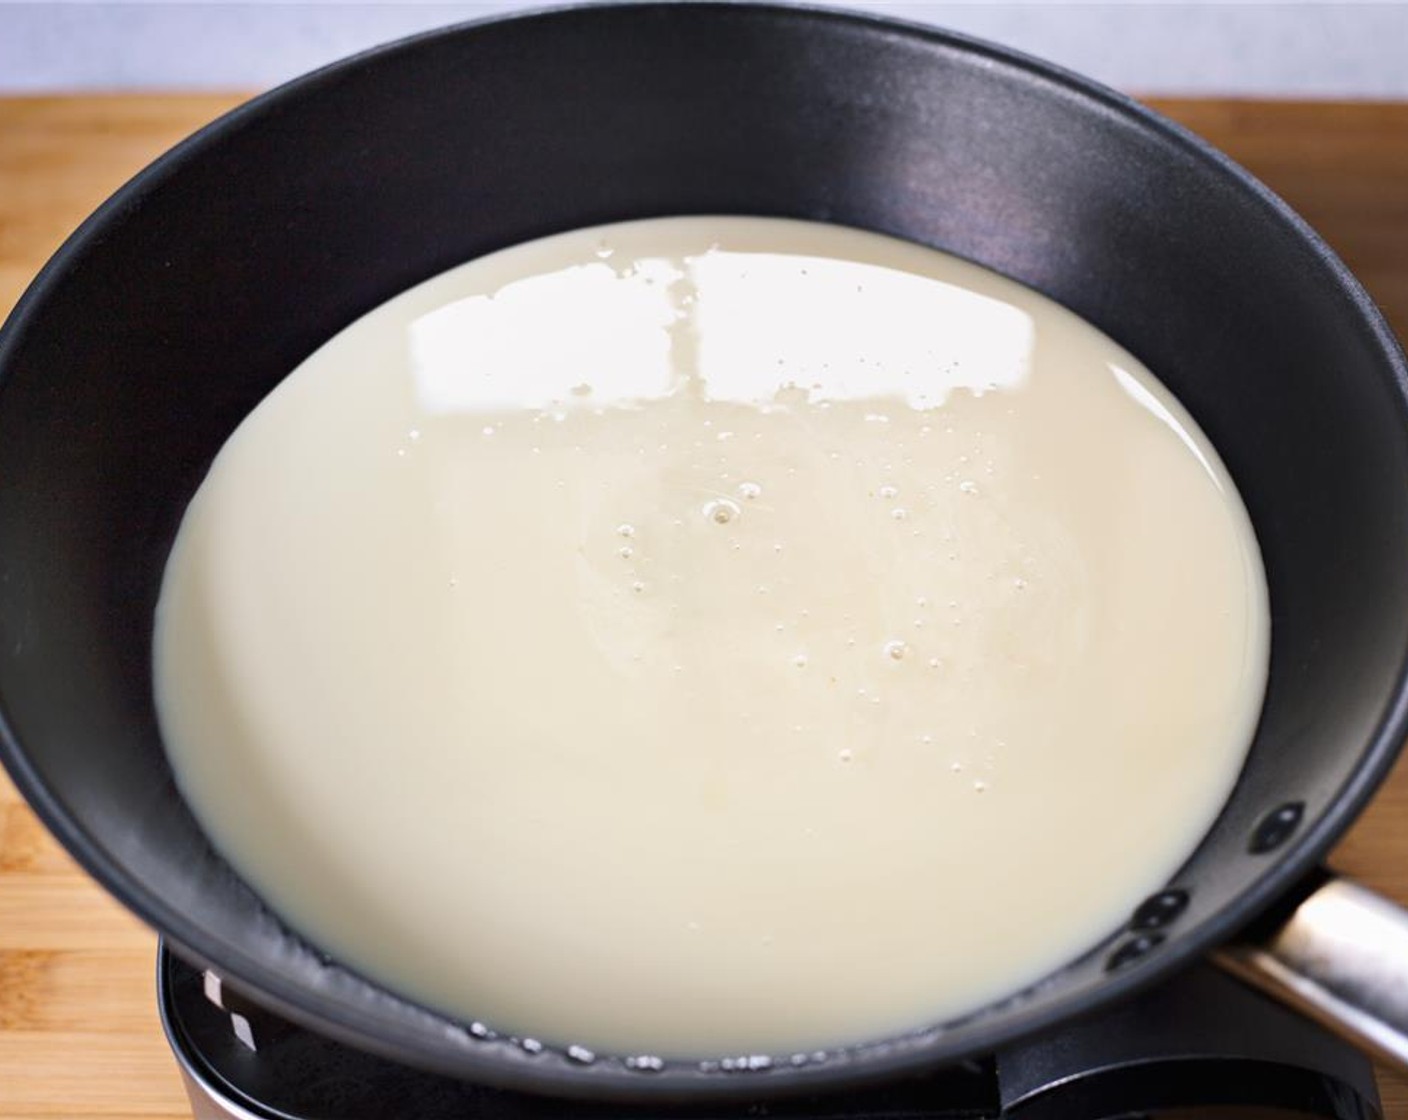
2 2 1407 98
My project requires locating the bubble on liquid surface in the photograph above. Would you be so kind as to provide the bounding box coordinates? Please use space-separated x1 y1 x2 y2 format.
616 524 635 538
738 481 763 501
705 499 741 525
878 484 899 500
891 508 908 521
792 654 809 669
618 546 634 559
884 640 908 661
958 480 979 495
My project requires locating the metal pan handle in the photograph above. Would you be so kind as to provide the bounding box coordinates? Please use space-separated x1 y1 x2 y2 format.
1216 873 1408 1068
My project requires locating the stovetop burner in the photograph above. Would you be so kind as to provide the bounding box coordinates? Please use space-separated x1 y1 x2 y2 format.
158 944 1382 1119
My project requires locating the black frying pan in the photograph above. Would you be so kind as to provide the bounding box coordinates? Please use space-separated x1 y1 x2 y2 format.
2 2 1408 1103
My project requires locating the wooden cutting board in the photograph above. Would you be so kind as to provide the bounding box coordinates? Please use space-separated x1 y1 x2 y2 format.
1 95 1407 1119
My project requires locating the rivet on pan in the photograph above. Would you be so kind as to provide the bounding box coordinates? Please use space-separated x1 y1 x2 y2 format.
789 1052 811 1068
1131 889 1190 930
202 971 227 1011
627 1054 665 1072
699 1059 722 1073
467 1021 496 1040
566 1044 596 1065
1250 801 1304 854
518 1037 543 1055
1105 932 1165 972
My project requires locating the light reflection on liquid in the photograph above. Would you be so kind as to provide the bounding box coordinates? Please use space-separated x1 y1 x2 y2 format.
408 245 1034 416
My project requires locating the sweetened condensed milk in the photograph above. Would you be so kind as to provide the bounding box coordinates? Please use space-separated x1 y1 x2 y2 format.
154 217 1269 1057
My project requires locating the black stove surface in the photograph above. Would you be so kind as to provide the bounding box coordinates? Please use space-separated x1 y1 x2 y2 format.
159 947 1381 1119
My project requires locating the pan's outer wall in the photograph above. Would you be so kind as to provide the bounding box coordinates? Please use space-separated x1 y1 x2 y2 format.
1 3 1407 1101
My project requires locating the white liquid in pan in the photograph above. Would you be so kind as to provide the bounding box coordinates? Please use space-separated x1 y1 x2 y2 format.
154 217 1269 1057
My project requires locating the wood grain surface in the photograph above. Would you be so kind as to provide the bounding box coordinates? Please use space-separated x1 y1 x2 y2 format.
1 94 1407 1119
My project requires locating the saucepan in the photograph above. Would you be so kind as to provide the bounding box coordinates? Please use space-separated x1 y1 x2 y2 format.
2 2 1408 1102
